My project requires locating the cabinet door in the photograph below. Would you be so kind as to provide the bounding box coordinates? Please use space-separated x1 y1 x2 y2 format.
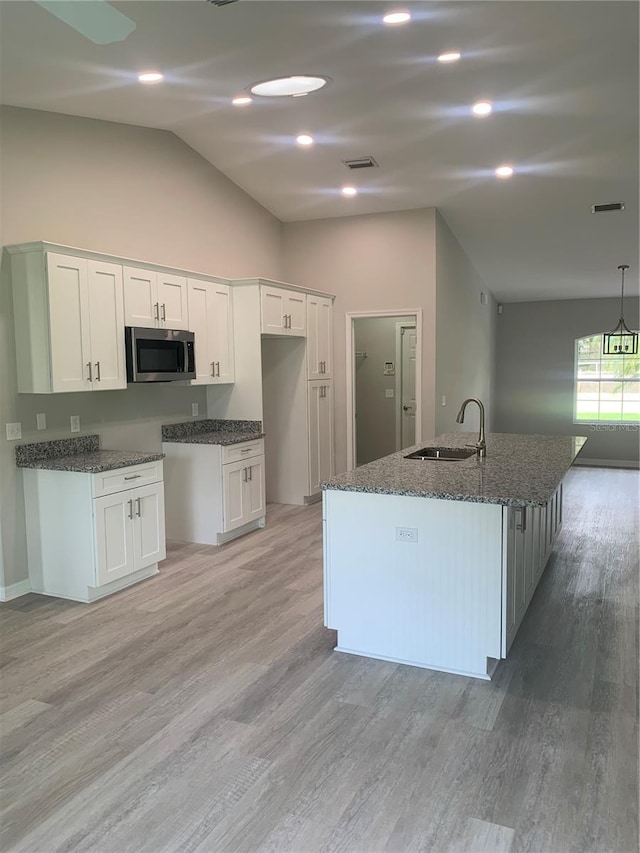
211 283 235 383
245 457 265 523
158 273 188 330
261 286 285 334
285 292 307 337
188 279 216 384
87 261 126 391
222 459 247 532
94 492 136 585
307 296 332 379
502 507 527 655
308 381 334 496
124 267 158 328
47 253 92 392
132 482 166 570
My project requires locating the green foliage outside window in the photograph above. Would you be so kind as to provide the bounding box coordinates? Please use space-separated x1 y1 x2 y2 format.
575 334 640 422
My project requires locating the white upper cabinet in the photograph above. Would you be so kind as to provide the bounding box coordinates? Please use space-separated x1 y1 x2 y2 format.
187 278 235 385
260 285 306 336
306 295 333 380
11 249 125 394
124 267 188 330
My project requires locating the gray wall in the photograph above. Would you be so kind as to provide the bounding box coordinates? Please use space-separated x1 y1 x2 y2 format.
435 211 497 436
354 315 414 465
0 106 283 590
495 297 640 465
283 208 438 474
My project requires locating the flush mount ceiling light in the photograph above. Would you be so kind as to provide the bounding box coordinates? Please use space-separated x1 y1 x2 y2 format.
383 11 411 24
438 51 461 63
249 75 330 98
342 186 358 197
472 100 493 117
603 265 638 355
232 95 252 105
296 134 314 146
138 71 164 83
495 164 514 178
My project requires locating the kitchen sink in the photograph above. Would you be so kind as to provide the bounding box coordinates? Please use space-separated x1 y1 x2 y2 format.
404 446 476 461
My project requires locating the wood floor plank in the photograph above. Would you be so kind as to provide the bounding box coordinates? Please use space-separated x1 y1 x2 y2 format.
0 468 637 853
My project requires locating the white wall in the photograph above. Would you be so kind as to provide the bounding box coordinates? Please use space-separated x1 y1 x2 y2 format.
435 211 497 436
282 209 438 474
495 297 640 465
0 106 283 589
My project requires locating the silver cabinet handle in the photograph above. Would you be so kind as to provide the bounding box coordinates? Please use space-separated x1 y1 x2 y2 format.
240 448 251 453
515 507 527 532
242 467 248 482
154 302 159 321
95 361 101 381
128 499 134 519
87 362 93 382
211 362 216 376
215 361 220 377
135 497 141 517
247 465 252 481
124 474 141 481
161 303 166 321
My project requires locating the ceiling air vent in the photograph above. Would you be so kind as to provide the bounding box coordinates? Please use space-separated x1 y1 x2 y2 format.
343 156 379 170
591 201 625 213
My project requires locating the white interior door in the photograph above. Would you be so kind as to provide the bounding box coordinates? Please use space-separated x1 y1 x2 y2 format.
400 324 417 449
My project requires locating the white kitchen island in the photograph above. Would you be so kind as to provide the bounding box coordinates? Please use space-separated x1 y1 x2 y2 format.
322 432 586 680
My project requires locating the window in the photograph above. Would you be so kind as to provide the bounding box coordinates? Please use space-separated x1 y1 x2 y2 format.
574 334 640 423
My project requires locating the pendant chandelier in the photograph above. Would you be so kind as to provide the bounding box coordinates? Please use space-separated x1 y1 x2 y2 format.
603 264 638 355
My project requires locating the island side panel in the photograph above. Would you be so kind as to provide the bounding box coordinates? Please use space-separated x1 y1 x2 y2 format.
323 489 504 679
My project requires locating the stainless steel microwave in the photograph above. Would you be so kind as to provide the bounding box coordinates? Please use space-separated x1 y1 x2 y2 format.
125 327 196 382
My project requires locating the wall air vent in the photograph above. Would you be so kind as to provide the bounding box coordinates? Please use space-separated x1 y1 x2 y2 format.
207 0 239 6
591 202 625 213
343 156 379 170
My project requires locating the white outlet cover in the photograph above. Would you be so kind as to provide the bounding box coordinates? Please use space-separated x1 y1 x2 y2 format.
6 422 22 440
36 413 47 430
70 415 80 433
191 403 199 417
385 389 394 398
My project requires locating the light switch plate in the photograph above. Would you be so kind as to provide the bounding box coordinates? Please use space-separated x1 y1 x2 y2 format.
191 403 199 417
441 395 447 407
36 413 47 430
385 389 394 398
70 415 80 433
6 422 22 441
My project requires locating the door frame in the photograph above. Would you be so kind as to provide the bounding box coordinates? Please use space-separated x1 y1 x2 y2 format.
346 309 423 471
395 321 417 451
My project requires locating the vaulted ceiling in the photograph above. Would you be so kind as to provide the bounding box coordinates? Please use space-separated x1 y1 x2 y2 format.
1 0 638 302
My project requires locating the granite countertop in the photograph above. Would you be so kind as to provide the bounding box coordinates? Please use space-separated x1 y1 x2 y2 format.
15 435 165 474
161 419 265 446
322 432 587 507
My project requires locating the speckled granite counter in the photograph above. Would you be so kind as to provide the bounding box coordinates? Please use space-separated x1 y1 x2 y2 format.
161 419 264 446
15 435 165 474
322 432 587 507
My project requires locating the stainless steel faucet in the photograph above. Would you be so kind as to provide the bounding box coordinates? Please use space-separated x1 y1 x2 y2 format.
456 397 486 458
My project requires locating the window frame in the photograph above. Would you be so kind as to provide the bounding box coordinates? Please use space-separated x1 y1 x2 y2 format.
573 333 640 425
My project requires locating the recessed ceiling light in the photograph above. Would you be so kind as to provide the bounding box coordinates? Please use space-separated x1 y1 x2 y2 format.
232 95 252 105
342 186 358 197
438 51 461 63
472 101 493 117
296 134 314 146
495 165 514 178
250 76 329 98
138 71 163 84
383 11 411 24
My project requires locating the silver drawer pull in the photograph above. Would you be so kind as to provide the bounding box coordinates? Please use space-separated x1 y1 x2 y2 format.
95 361 101 381
161 303 166 321
154 302 159 321
135 497 142 517
240 448 252 453
128 499 134 519
87 362 92 382
247 465 252 481
124 474 141 480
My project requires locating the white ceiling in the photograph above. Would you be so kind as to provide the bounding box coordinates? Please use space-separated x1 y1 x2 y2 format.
1 0 638 302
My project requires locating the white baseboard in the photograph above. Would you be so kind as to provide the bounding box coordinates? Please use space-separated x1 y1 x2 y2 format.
0 579 32 602
574 458 639 469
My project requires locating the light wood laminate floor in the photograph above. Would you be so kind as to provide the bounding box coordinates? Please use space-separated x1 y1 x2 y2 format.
1 467 638 853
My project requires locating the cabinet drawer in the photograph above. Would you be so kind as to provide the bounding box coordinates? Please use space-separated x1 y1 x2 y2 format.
221 439 264 465
92 461 164 498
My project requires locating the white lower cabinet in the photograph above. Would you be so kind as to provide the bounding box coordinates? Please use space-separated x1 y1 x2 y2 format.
23 462 166 602
162 438 266 545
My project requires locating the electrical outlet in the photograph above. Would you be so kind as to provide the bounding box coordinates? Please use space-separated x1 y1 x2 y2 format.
396 526 418 543
70 415 80 433
191 402 199 417
6 422 22 441
36 413 47 430
385 389 394 398
441 395 447 407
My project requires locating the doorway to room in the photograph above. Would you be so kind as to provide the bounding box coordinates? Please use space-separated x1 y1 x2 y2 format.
346 310 422 469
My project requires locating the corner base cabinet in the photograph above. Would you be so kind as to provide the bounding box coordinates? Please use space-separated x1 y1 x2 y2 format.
162 438 266 546
23 461 166 602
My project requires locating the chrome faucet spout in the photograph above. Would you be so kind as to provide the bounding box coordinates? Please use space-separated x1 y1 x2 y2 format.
455 397 486 458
